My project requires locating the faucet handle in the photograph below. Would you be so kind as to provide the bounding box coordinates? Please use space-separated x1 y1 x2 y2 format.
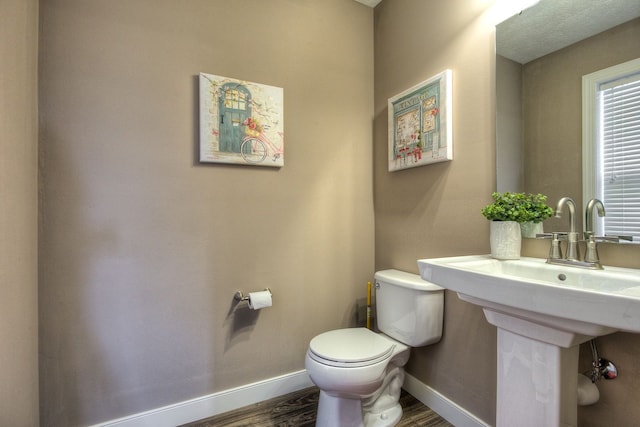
543 232 567 260
584 236 601 264
536 232 567 240
537 232 567 260
585 235 632 264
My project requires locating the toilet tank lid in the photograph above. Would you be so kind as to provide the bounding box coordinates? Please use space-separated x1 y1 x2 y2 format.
374 269 443 291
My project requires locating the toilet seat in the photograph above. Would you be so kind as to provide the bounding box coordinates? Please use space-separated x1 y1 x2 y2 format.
308 328 396 368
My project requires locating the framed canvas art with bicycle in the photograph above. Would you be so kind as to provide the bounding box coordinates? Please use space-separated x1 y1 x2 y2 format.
199 73 284 168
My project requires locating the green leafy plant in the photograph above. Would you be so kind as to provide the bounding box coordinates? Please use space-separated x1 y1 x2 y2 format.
481 192 554 223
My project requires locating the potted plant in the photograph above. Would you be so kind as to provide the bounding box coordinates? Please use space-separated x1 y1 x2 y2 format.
481 192 554 258
519 193 554 238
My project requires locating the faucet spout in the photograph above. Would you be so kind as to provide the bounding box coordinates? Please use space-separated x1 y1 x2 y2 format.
585 198 605 239
555 197 576 233
555 197 580 260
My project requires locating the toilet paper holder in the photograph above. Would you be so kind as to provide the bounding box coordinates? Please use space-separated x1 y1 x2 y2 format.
234 288 272 302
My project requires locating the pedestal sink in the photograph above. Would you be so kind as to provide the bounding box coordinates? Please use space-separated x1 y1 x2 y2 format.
417 255 640 427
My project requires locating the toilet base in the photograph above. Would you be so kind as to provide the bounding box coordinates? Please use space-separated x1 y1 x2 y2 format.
316 390 364 427
314 366 405 427
363 403 402 427
362 366 404 427
315 390 403 427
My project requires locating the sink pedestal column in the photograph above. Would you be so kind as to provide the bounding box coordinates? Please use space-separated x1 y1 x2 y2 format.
496 328 578 427
484 310 590 427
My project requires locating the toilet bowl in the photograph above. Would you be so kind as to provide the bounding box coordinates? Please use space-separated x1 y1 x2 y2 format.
305 269 444 427
305 328 410 426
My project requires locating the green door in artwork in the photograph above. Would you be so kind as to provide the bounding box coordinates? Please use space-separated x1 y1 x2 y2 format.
219 83 252 153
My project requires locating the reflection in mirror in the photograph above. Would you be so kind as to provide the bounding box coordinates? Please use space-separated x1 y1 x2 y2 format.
582 58 640 241
495 0 640 235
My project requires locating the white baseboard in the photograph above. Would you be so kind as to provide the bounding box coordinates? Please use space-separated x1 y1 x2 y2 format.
403 373 491 427
90 370 314 427
91 369 488 427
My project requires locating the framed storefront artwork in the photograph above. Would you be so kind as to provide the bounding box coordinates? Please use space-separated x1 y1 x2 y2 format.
387 69 452 172
199 73 284 167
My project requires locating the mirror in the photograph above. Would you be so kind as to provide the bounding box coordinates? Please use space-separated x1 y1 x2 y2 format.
495 0 640 234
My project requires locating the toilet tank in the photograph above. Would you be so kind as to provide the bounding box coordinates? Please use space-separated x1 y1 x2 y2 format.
374 269 444 347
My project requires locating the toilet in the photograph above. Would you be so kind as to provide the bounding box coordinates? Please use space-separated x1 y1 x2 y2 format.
305 269 444 427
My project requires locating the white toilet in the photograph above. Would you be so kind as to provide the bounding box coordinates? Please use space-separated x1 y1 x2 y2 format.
305 269 444 427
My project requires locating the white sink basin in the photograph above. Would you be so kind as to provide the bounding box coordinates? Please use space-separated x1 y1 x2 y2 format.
418 255 640 338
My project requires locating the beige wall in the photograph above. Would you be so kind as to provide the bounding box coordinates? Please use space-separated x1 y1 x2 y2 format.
38 1 374 425
0 0 40 425
521 17 640 427
374 0 498 423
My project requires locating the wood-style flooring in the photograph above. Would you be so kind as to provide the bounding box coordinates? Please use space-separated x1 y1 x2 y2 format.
181 387 454 427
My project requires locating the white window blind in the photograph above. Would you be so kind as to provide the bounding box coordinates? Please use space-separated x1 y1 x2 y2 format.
599 71 640 240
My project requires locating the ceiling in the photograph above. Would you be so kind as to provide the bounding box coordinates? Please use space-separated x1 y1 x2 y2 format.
497 0 640 64
353 0 640 64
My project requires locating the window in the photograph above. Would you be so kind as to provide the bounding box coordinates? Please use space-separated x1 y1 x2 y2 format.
583 58 640 242
223 89 247 110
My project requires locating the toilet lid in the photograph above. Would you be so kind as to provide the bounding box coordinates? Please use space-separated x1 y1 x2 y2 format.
309 328 395 365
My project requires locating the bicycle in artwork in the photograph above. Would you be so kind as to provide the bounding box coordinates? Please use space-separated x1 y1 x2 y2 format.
240 117 284 164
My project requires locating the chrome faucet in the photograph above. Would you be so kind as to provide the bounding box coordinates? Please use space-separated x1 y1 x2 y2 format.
585 198 605 240
555 197 580 261
540 197 631 269
582 198 632 266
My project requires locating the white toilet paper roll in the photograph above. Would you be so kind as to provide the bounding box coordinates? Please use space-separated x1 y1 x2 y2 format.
577 373 599 406
248 290 272 310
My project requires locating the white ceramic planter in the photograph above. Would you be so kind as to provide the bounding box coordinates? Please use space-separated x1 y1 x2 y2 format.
520 221 544 239
490 221 521 259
